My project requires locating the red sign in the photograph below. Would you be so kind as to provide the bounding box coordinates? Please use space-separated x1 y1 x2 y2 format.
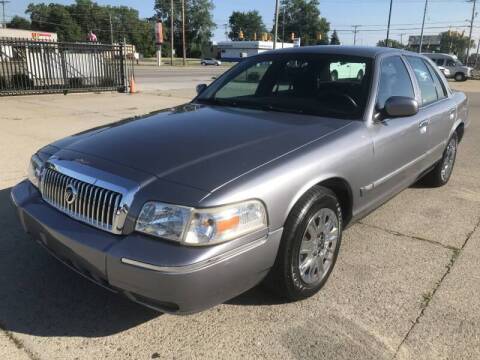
155 22 164 45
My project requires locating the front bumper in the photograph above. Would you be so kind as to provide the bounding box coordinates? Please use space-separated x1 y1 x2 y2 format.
11 180 283 314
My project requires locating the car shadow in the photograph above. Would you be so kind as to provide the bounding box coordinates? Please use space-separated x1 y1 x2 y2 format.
227 285 289 307
0 187 159 338
0 186 287 337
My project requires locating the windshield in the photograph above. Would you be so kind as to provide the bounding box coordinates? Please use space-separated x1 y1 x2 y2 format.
196 54 373 119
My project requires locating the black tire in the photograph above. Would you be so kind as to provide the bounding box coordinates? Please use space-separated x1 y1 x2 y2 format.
455 72 466 82
423 132 458 187
357 69 364 81
331 70 338 81
267 186 343 301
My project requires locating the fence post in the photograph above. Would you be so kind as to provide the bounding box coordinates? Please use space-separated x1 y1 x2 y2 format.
119 41 126 93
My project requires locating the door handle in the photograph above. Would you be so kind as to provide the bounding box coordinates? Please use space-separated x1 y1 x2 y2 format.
419 120 430 128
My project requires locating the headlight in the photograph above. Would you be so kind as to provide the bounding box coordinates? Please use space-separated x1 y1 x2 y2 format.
27 154 44 188
135 200 267 246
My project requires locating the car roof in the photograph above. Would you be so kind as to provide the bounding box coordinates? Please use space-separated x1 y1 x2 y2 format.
263 45 418 59
422 53 453 58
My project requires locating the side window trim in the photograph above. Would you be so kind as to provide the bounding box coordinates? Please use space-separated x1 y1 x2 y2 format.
374 54 418 111
423 58 448 100
404 55 442 108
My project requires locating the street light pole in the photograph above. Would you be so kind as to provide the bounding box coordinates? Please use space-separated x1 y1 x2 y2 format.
419 0 429 53
467 0 477 64
273 0 280 49
386 0 393 47
170 0 174 66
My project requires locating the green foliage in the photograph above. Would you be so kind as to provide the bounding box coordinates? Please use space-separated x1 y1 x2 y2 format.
7 16 32 30
377 39 404 49
277 0 330 45
24 0 156 57
330 30 340 45
228 10 267 41
439 31 474 58
154 0 215 57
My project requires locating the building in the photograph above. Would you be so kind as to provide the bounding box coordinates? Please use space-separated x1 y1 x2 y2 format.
0 28 58 41
216 41 294 61
408 35 441 52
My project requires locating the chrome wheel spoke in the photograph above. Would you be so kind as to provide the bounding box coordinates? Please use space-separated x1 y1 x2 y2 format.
298 207 339 285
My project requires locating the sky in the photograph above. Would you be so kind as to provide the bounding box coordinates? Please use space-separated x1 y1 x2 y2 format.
5 0 479 46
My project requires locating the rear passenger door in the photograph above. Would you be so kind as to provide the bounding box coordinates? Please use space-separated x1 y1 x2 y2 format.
405 56 455 165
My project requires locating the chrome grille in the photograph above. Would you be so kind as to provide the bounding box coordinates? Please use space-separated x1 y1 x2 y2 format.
41 168 123 234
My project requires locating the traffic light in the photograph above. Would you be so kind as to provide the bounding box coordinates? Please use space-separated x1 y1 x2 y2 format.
239 30 244 40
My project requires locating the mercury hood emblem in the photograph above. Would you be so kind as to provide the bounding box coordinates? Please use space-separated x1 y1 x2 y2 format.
64 184 78 205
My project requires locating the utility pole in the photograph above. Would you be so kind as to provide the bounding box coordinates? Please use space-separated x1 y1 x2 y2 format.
0 0 10 28
109 14 114 44
419 0 429 53
273 0 280 49
352 25 360 45
181 0 186 66
223 24 228 41
386 0 393 47
467 0 477 64
475 35 480 68
170 0 174 66
282 6 286 48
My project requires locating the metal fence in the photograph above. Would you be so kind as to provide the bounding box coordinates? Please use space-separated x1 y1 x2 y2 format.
0 39 133 96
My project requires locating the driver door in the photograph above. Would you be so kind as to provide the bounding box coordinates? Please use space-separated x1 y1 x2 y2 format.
363 55 430 208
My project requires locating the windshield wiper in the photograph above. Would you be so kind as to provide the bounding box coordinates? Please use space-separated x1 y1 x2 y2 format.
260 104 305 114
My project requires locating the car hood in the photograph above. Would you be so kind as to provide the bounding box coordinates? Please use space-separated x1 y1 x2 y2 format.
57 104 352 192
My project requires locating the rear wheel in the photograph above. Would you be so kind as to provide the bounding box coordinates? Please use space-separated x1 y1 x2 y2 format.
423 132 458 187
267 186 342 301
455 72 466 82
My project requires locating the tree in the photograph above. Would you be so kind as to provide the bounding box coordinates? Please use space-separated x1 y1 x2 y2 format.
377 39 404 49
7 16 31 30
154 0 215 57
439 30 474 58
330 30 340 45
25 1 157 57
27 3 83 42
228 10 267 41
277 0 330 45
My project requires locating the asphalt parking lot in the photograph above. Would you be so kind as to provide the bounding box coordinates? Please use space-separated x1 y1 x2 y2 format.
1 75 479 359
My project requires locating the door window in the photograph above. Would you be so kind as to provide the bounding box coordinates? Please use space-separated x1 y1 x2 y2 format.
377 56 415 109
423 60 447 100
406 56 438 106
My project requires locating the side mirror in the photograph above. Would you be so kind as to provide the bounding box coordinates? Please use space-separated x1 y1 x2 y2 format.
196 83 207 95
383 96 419 118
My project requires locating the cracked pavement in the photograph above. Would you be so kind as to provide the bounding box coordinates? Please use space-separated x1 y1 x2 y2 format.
0 77 479 359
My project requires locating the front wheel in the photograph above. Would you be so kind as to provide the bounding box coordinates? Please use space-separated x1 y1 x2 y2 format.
423 132 458 187
267 186 342 301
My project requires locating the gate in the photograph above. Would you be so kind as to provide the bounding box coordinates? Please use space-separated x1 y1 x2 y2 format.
0 39 133 96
